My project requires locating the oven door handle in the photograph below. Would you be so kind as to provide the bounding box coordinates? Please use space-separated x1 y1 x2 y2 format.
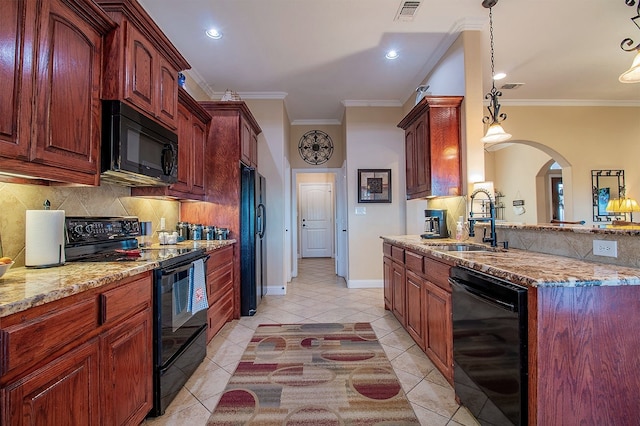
161 262 194 277
449 278 517 312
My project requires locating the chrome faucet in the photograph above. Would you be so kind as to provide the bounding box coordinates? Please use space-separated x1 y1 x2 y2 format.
468 188 500 247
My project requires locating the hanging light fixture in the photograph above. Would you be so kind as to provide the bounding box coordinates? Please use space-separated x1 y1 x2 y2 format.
619 0 640 83
481 0 512 143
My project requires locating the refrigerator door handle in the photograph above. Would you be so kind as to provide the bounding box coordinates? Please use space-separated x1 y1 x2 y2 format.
257 203 266 238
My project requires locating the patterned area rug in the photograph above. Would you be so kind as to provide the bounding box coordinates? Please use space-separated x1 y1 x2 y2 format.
207 323 420 425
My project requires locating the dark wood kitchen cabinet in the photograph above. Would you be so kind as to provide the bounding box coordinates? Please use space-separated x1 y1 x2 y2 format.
383 244 406 326
241 115 259 168
205 245 235 342
132 88 210 200
98 0 190 130
423 257 453 383
0 272 153 425
397 96 463 199
382 241 454 385
180 101 262 319
0 0 115 185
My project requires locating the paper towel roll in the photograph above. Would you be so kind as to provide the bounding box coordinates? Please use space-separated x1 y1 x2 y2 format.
25 210 66 267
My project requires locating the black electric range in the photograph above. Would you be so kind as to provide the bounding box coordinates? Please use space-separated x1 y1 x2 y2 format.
65 216 210 417
64 216 204 268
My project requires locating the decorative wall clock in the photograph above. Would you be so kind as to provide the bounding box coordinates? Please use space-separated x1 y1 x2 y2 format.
298 130 333 165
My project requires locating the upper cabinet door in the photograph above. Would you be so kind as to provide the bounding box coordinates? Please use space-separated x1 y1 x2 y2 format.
157 57 179 127
125 23 155 114
0 0 33 160
32 0 104 175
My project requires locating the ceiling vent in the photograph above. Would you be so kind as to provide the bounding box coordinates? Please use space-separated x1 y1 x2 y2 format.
395 1 421 21
500 83 525 90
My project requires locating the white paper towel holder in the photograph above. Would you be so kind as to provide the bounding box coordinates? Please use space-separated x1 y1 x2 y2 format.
25 200 66 268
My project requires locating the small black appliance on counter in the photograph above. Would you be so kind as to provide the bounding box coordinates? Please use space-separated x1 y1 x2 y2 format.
422 209 448 239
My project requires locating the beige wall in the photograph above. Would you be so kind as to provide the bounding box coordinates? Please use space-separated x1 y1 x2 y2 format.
0 182 179 267
344 106 405 285
403 32 486 235
488 105 640 224
289 124 345 169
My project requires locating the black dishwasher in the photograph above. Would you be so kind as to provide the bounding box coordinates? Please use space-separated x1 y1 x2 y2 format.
449 267 528 426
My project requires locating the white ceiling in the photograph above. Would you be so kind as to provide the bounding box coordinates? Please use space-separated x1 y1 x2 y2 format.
138 0 640 124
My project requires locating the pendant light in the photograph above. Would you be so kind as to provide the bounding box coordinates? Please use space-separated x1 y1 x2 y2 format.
481 1 512 143
619 0 640 83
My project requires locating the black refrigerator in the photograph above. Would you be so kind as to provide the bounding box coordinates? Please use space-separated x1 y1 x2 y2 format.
240 164 266 316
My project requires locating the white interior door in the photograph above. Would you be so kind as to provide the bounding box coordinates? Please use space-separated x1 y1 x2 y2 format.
300 183 333 258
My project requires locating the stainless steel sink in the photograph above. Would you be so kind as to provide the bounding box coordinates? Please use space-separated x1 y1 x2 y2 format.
428 243 490 252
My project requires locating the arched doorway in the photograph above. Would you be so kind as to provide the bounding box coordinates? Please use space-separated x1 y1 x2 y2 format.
485 140 575 223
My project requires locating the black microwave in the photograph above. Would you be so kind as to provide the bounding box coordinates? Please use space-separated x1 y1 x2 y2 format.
101 100 178 187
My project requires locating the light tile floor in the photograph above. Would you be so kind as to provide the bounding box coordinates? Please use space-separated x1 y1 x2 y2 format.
144 257 479 426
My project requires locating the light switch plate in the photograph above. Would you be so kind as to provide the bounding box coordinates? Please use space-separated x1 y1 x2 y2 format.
593 240 617 258
355 207 366 215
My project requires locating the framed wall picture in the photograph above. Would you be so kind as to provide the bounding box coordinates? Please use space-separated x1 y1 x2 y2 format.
358 169 391 203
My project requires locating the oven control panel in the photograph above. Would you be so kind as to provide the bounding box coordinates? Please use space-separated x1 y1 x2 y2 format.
65 217 140 244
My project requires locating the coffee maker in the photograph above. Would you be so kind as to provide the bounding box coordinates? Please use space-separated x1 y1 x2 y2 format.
422 209 448 239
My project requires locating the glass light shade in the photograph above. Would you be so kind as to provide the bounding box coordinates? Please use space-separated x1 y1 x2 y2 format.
482 123 512 143
618 198 640 213
606 198 640 213
619 50 640 83
605 198 622 212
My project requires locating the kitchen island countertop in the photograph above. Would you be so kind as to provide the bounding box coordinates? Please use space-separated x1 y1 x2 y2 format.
382 235 640 288
0 240 236 318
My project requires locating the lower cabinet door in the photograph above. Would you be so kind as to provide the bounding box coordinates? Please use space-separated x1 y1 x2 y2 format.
391 261 406 325
3 339 101 425
405 270 425 350
383 256 393 309
101 309 153 426
424 280 453 384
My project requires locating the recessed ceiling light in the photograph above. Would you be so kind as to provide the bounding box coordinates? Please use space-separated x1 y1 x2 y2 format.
385 50 399 60
493 72 507 80
206 28 222 39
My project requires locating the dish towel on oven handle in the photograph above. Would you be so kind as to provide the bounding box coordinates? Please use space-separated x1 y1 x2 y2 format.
189 258 208 314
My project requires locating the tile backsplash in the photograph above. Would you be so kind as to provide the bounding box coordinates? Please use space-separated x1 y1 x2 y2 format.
0 182 179 266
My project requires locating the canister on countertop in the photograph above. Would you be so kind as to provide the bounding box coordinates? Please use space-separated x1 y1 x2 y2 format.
190 223 203 240
204 225 216 240
215 227 229 240
176 222 189 241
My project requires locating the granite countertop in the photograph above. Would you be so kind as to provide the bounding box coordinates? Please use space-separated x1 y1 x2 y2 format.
382 235 640 289
0 240 236 318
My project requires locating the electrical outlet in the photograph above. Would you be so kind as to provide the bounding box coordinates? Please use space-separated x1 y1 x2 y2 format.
593 240 617 258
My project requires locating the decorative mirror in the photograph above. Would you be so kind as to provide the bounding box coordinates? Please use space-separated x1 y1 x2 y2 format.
592 170 626 222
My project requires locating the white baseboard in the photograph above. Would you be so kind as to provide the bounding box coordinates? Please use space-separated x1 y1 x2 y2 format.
265 285 286 296
346 279 383 289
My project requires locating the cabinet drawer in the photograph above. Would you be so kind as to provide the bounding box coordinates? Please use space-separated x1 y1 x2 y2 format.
100 274 152 325
0 298 98 376
207 246 233 273
383 243 392 257
207 265 233 306
391 246 405 263
405 250 423 273
424 258 451 291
